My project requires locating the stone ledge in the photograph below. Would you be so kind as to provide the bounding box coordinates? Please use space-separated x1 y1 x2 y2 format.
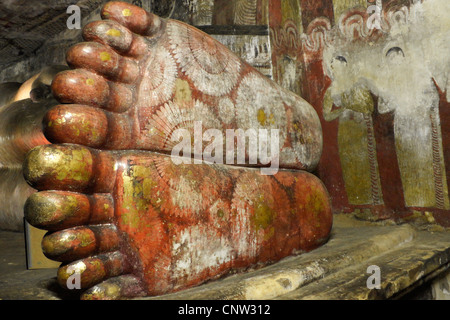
0 214 449 300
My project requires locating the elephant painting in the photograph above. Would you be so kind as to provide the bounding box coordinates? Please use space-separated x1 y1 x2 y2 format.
316 0 450 221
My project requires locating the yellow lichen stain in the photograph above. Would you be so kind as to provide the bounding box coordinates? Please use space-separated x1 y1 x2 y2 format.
120 163 161 229
122 8 132 17
257 109 275 126
55 117 66 125
308 191 325 212
120 175 143 229
63 195 78 217
72 126 80 136
424 211 436 223
303 190 327 228
57 261 87 285
252 195 276 238
217 209 225 218
79 118 99 142
293 122 306 144
404 210 437 225
27 194 57 224
90 259 102 270
264 226 275 241
106 28 121 37
174 78 192 103
132 165 158 198
78 231 94 248
86 78 94 86
257 109 266 125
100 51 111 62
102 9 110 17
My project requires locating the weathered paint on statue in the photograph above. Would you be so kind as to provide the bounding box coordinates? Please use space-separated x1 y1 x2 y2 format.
24 145 332 297
49 6 322 171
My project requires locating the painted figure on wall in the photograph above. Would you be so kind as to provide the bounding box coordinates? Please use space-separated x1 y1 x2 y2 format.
303 0 450 225
322 81 384 210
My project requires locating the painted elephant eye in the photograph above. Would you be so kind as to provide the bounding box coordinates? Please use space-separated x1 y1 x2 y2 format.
335 56 347 64
386 47 405 58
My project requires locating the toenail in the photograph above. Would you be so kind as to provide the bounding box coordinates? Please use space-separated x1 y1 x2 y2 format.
42 225 120 262
57 252 125 290
52 70 109 107
44 104 109 148
24 191 91 231
23 144 95 192
83 21 134 55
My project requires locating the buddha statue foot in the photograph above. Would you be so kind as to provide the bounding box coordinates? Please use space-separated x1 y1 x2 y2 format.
47 1 322 170
23 1 332 299
24 144 332 299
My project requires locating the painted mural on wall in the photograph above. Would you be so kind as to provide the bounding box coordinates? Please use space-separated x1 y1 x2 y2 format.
296 0 450 226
